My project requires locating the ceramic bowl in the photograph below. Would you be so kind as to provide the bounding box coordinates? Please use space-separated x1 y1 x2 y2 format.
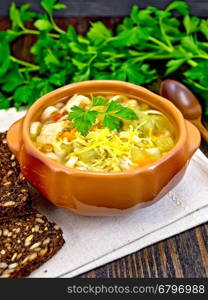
7 80 200 216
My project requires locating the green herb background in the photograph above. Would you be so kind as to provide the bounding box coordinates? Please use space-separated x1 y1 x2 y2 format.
0 0 208 118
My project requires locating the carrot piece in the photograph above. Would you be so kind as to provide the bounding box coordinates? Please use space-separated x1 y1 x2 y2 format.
41 144 54 153
52 113 63 122
90 125 98 131
90 122 101 131
137 158 153 167
61 128 76 141
70 128 77 134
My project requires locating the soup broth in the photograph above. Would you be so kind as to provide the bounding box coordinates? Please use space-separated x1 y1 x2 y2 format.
30 94 176 172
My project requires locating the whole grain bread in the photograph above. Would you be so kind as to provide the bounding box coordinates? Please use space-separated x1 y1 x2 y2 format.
0 209 65 278
0 132 31 222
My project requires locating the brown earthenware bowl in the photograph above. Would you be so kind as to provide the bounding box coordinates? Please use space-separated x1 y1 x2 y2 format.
7 81 200 216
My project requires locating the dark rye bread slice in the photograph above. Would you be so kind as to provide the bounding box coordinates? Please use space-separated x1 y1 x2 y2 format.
0 209 65 278
0 131 31 222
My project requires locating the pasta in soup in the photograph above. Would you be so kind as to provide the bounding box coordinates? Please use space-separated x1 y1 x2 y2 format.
30 94 176 172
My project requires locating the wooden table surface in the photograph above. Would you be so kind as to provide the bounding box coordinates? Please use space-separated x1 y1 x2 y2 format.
0 16 207 278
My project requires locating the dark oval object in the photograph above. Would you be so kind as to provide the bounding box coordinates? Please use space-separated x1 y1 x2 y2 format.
160 79 202 120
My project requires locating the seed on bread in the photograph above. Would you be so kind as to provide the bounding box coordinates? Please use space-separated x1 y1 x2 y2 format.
0 209 64 278
0 132 31 222
3 201 16 207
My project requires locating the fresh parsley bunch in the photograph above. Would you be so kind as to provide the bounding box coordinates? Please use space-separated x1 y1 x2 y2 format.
0 0 208 116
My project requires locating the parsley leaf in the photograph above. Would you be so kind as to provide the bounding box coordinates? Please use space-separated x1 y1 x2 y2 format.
92 96 107 106
103 100 137 131
40 0 66 23
68 100 137 135
183 15 200 35
106 100 137 118
103 114 121 131
106 101 124 113
181 36 199 53
200 20 208 40
53 4 67 10
19 4 37 22
68 106 98 136
112 61 156 85
165 1 189 15
34 19 53 31
183 62 208 115
41 0 57 15
13 85 33 109
165 58 186 75
67 25 78 42
0 93 10 109
111 27 149 48
49 71 67 86
1 67 24 92
9 2 24 30
87 22 112 46
0 34 10 77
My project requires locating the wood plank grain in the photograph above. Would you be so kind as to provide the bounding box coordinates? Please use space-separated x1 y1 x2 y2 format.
195 227 208 277
131 254 139 278
167 239 184 277
1 0 208 17
127 256 134 278
150 246 159 277
136 254 144 278
143 248 151 277
158 242 168 277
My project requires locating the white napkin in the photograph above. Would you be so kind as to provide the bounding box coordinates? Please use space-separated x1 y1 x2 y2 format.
0 108 208 278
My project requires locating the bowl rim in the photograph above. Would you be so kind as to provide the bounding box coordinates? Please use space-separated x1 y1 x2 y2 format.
22 80 187 178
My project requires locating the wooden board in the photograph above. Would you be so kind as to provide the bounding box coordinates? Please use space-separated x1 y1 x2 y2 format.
1 0 208 17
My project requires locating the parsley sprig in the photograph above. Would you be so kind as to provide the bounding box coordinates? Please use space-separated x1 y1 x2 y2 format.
68 97 137 136
0 1 208 116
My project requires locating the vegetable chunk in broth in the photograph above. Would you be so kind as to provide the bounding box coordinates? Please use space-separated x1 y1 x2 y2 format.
30 94 176 172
